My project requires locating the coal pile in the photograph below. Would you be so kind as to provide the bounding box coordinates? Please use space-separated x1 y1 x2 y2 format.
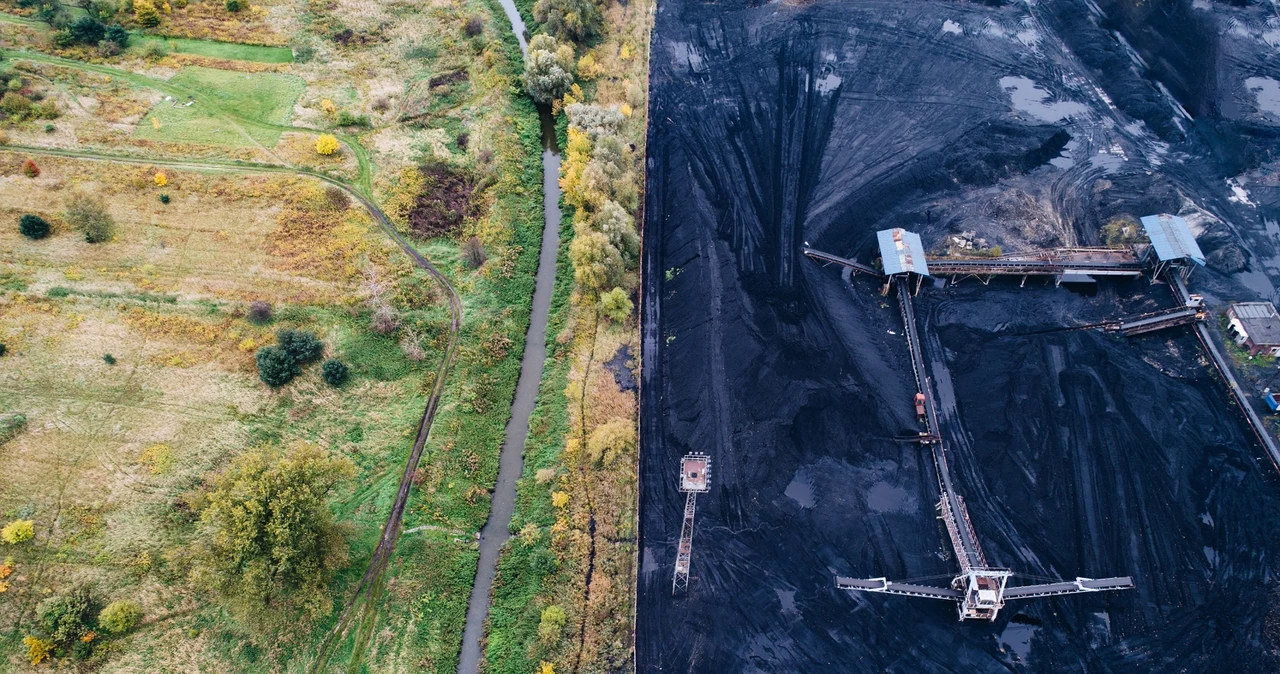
639 1 1280 671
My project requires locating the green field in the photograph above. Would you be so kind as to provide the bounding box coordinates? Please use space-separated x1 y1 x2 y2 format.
130 34 294 64
135 66 304 147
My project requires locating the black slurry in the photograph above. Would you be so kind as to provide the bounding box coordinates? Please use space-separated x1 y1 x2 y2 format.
639 1 1280 672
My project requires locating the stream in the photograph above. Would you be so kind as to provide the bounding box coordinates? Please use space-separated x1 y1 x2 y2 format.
456 2 562 672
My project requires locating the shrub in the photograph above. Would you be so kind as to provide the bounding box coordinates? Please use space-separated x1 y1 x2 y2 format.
154 171 167 186
537 604 567 644
321 359 349 387
463 14 483 37
159 193 170 204
255 345 298 387
0 343 6 357
104 24 129 48
65 193 115 243
599 287 633 322
370 304 399 334
225 0 245 11
47 286 71 298
133 0 161 27
1 519 34 544
68 16 106 45
569 231 623 298
534 0 601 43
335 111 370 127
18 214 49 239
314 134 340 156
586 418 636 466
98 600 141 634
247 300 273 324
277 329 324 364
21 158 39 178
22 636 52 665
462 236 486 268
1 92 30 119
102 353 116 365
524 35 575 104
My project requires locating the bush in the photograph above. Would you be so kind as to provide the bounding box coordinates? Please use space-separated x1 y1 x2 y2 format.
370 304 399 334
524 34 574 104
463 14 484 37
68 16 106 45
104 23 129 48
335 111 370 127
321 359 349 387
21 158 38 178
159 193 170 204
102 353 116 365
225 0 245 11
154 171 167 186
569 231 623 298
247 300 273 324
0 343 6 357
133 0 161 27
1 519 34 544
315 134 340 156
98 600 141 634
533 0 601 43
256 345 299 387
462 236 487 268
65 193 114 243
277 328 324 364
599 287 633 322
538 604 567 644
23 636 52 665
18 214 49 239
586 418 635 466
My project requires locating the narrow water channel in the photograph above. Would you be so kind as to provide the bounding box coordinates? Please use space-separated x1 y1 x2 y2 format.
456 3 562 671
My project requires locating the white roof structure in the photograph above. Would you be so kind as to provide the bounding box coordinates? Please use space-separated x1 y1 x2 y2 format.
877 228 930 276
1140 214 1205 266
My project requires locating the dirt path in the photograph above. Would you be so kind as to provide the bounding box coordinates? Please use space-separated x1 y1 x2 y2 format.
454 1 564 671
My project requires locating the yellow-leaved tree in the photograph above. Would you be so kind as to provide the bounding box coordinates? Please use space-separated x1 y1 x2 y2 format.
154 171 167 187
315 134 340 156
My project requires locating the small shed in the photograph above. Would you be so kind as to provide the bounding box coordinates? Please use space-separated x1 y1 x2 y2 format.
1227 302 1280 356
877 228 930 277
1139 214 1205 282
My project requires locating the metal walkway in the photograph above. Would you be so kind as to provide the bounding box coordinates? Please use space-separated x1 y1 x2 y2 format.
802 245 1143 282
802 247 884 278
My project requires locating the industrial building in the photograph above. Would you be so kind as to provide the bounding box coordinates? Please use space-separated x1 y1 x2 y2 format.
1227 302 1280 356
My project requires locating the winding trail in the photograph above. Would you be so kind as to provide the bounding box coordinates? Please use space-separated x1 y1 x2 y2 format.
455 1 565 671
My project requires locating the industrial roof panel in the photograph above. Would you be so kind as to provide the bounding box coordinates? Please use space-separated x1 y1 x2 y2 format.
1231 302 1280 345
877 228 930 276
1140 214 1205 265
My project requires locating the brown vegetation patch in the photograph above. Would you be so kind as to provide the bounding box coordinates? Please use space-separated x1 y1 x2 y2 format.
406 163 475 239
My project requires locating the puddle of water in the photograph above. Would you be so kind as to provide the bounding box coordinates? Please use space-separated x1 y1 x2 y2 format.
941 20 962 35
999 76 1088 123
785 467 816 508
998 619 1038 662
776 589 798 614
1246 77 1280 117
866 481 912 513
815 72 842 94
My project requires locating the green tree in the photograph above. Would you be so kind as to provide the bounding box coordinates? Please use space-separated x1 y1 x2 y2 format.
255 345 298 387
569 231 622 298
523 34 574 104
277 328 324 364
592 200 640 263
321 359 349 387
64 193 114 243
18 214 50 240
533 0 601 43
586 418 635 466
599 287 633 323
36 586 96 647
194 443 354 622
98 600 141 634
67 16 105 44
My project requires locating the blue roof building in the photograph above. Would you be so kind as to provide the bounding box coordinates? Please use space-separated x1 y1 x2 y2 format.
1140 214 1205 266
877 228 930 277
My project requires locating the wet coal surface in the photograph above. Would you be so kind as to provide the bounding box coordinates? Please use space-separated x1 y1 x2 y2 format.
639 1 1280 671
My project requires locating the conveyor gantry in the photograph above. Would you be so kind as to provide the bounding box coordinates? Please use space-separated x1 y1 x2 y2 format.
802 245 1144 284
836 281 1133 621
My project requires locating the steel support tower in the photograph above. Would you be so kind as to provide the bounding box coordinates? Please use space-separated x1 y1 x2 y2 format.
672 453 710 596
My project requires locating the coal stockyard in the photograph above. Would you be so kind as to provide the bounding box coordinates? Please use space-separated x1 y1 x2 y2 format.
639 0 1280 671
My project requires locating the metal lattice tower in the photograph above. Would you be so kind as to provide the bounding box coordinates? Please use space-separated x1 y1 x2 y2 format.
672 453 710 596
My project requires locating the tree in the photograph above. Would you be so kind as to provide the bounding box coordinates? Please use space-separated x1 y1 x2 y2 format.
103 23 129 47
321 359 349 387
68 16 105 44
586 418 635 465
277 328 324 364
538 604 567 644
247 300 273 324
21 158 39 177
37 586 96 646
569 231 622 297
523 34 574 104
592 200 639 263
98 600 141 634
225 0 245 11
314 134 340 156
195 443 354 621
533 0 601 43
255 345 298 387
18 214 49 239
133 0 160 26
1 519 34 544
65 193 114 243
154 171 167 186
599 287 632 322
